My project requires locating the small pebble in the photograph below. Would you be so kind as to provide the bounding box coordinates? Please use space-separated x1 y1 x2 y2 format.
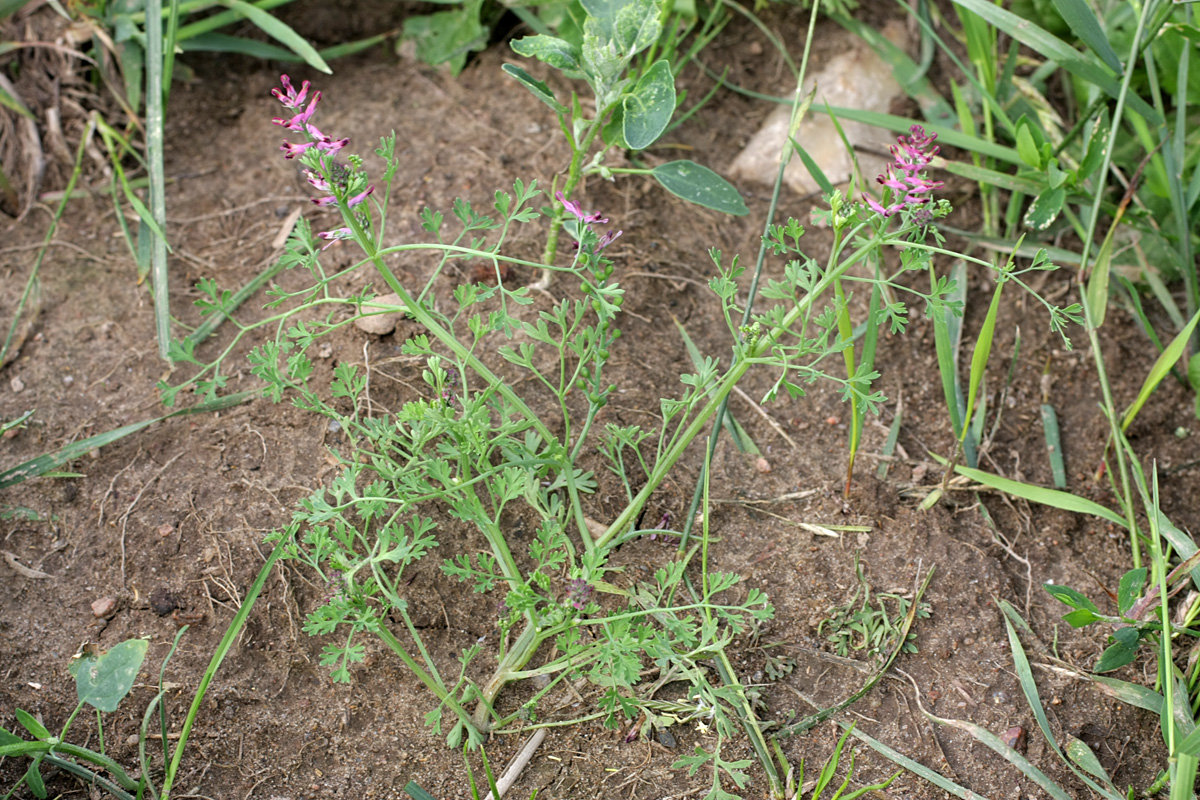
10 376 24 393
656 728 677 748
353 292 404 335
825 415 839 425
990 690 1009 705
91 596 118 619
62 375 74 386
755 457 771 474
1001 725 1026 752
158 523 174 538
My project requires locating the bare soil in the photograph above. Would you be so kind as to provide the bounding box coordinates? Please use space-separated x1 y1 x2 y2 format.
2 3 1198 799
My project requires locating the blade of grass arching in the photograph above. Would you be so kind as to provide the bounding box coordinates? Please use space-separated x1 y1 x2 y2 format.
179 31 392 62
960 264 1006 449
933 157 1043 195
146 0 171 361
935 460 1125 526
1115 275 1175 368
1000 604 1125 800
832 13 953 125
0 117 93 369
842 722 998 800
876 393 902 481
1073 0 1159 571
158 522 295 799
1084 207 1122 331
930 272 963 440
671 317 759 454
1040 404 1067 489
833 274 858 496
792 140 834 196
211 0 330 73
854 282 883 485
0 391 255 490
1050 0 1122 72
1121 309 1200 431
948 0 1161 125
923 701 1073 800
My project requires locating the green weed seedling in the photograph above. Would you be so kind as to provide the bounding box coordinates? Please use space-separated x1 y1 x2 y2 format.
817 554 931 664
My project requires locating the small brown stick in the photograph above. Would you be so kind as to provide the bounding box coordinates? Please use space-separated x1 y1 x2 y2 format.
482 728 548 800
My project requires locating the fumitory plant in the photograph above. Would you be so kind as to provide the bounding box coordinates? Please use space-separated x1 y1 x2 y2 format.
157 71 1084 797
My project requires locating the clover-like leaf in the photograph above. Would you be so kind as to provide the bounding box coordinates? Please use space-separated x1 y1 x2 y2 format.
67 638 150 712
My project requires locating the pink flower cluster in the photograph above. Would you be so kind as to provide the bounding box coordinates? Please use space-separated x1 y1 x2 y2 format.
557 191 621 251
865 125 943 220
272 75 374 248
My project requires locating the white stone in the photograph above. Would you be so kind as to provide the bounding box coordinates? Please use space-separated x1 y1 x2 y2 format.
353 292 405 336
728 21 907 200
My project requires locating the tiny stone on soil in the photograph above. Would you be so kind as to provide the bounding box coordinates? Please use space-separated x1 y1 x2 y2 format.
755 457 771 474
10 376 24 393
91 596 118 619
1001 725 1026 752
354 292 404 335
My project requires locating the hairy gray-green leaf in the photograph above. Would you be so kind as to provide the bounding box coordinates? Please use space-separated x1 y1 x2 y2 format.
1024 186 1065 231
502 64 568 114
68 638 150 712
510 34 582 74
652 161 748 216
623 60 675 150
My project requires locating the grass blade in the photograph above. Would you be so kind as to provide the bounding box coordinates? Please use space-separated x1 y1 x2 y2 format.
1121 309 1200 431
1040 404 1066 489
215 0 331 73
1000 602 1124 800
0 392 255 490
938 461 1124 525
1050 0 1122 72
949 0 1160 125
876 394 902 482
842 722 995 800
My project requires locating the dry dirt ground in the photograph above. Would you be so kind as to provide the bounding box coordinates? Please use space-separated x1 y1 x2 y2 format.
1 2 1198 799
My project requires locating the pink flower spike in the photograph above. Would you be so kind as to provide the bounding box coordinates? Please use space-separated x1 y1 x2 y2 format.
271 75 310 109
347 185 375 207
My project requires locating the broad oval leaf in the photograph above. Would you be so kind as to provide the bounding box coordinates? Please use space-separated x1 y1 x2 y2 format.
510 34 581 73
502 64 567 115
652 161 748 216
622 59 675 150
13 709 49 740
68 638 150 712
1117 567 1146 616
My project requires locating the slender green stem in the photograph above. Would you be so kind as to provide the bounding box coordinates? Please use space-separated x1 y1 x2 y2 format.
375 626 480 739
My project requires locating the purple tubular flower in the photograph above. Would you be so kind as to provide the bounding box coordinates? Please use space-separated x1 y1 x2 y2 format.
317 227 353 249
281 140 315 159
556 191 607 225
272 92 321 131
864 124 944 219
596 229 622 251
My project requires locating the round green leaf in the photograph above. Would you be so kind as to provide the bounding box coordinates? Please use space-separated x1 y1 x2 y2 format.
651 161 748 216
622 59 675 150
68 639 150 712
